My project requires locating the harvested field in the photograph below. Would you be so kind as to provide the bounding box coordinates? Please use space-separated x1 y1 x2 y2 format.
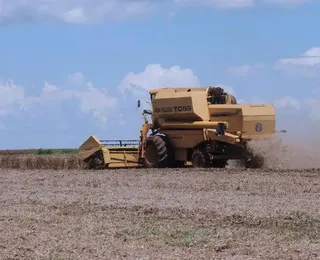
0 168 319 259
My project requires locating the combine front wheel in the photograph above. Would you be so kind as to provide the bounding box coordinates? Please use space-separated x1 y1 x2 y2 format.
144 135 172 168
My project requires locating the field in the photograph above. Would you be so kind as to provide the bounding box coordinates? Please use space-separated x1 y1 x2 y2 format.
0 141 319 259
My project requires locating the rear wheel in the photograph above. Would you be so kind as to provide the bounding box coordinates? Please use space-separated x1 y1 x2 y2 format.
191 150 210 168
244 154 264 169
211 159 228 168
144 135 172 168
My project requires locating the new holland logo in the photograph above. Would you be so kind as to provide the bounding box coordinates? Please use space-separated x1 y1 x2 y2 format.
154 106 192 113
255 122 263 132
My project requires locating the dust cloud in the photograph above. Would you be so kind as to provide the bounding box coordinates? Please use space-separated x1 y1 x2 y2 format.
247 114 320 169
248 137 320 169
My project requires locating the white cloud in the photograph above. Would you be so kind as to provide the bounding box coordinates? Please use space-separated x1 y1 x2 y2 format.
274 47 320 77
273 96 300 110
264 0 313 6
0 73 118 127
278 47 320 66
0 0 155 25
235 96 301 112
305 98 320 120
226 63 263 76
0 80 25 116
0 0 314 25
173 0 254 8
118 64 201 103
68 72 85 85
304 87 320 120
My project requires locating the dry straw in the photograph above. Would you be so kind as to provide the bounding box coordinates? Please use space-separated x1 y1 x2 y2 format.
0 155 85 170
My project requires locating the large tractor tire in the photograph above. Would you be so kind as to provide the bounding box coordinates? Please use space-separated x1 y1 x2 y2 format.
191 149 211 168
211 159 228 168
144 135 173 168
244 154 264 169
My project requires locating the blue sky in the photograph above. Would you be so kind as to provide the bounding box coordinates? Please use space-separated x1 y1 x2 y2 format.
0 0 320 149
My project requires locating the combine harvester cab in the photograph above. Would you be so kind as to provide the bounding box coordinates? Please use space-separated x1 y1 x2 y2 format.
78 86 285 169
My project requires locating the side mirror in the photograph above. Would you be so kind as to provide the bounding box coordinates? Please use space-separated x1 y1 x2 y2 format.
137 100 141 108
143 109 152 115
216 122 226 136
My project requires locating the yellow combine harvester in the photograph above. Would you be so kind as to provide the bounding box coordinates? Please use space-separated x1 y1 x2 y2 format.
78 86 283 169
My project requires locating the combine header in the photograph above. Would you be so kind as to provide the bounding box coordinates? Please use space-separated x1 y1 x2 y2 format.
78 136 141 169
78 86 283 169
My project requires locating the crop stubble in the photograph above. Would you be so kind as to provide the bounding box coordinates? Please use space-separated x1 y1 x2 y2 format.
0 138 320 259
0 167 319 259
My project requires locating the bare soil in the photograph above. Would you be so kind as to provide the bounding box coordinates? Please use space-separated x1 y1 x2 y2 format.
0 168 319 259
